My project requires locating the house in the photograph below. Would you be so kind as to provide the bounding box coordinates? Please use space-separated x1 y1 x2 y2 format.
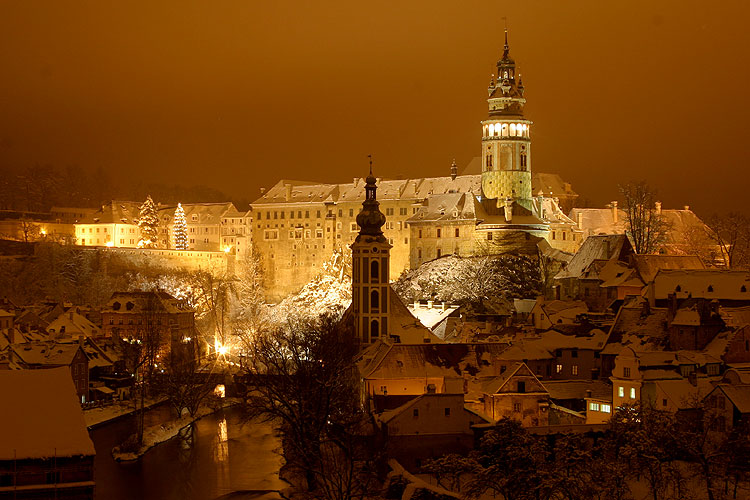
543 379 612 415
610 346 721 411
527 328 608 380
46 310 101 340
0 367 95 499
530 298 588 329
578 259 644 312
554 234 635 301
630 254 706 285
74 200 140 247
100 291 195 363
703 384 750 432
157 201 239 251
570 203 715 257
667 297 725 350
375 393 485 471
478 362 550 427
10 342 90 403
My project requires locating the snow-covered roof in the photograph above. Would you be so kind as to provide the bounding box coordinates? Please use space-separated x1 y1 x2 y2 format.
408 302 460 330
482 362 547 395
358 342 511 380
650 269 750 301
46 311 100 338
631 255 706 284
529 329 609 351
102 290 190 314
78 200 141 225
608 303 670 350
157 202 236 224
377 393 466 424
0 367 95 459
716 385 750 413
654 378 716 409
11 342 84 367
555 235 632 280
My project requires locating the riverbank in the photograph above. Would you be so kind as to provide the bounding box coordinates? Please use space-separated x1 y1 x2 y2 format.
112 398 240 461
84 396 168 429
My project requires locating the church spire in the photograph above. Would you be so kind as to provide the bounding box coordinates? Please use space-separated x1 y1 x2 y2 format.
356 158 386 240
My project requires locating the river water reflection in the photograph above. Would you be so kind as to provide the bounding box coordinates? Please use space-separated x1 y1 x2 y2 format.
90 406 284 500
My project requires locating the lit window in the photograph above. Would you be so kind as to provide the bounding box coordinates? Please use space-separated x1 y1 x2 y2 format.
572 365 578 375
556 364 563 374
630 388 636 399
589 402 600 412
601 404 611 413
618 387 624 398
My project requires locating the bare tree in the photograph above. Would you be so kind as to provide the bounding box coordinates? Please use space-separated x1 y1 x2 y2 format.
156 339 219 418
241 313 376 498
619 181 670 254
705 213 750 269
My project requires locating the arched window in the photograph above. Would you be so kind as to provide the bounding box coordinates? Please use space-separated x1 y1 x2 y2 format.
488 124 495 136
486 155 493 168
371 260 379 282
520 151 527 168
510 124 516 136
708 285 714 293
371 290 379 310
675 285 682 292
370 319 379 338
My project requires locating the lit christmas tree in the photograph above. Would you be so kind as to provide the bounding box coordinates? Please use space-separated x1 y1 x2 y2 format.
137 195 159 248
173 203 188 250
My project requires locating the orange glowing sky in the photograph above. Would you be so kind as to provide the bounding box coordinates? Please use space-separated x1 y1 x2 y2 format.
1 1 748 213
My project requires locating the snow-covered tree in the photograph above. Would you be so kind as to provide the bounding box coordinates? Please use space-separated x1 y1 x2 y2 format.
137 195 159 248
173 203 188 250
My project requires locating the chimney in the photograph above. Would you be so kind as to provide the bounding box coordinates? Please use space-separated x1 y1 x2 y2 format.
504 198 513 222
563 182 572 193
353 178 358 187
655 201 662 214
684 205 690 211
285 184 292 202
611 201 618 223
259 187 266 195
427 300 434 309
577 211 584 230
413 301 419 310
450 159 458 180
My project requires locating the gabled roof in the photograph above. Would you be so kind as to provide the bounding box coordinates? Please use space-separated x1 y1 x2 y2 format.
597 260 644 289
46 311 100 338
377 393 465 424
483 362 548 395
716 385 750 413
158 202 236 223
655 378 715 409
407 192 480 224
528 329 609 351
555 235 633 280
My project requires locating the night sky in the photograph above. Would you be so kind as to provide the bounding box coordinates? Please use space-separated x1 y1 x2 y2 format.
1 1 748 214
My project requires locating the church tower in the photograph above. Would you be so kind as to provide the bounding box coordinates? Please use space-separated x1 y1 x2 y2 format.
481 29 533 211
351 166 392 345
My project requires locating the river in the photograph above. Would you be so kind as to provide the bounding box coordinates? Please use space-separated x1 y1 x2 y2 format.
89 405 285 500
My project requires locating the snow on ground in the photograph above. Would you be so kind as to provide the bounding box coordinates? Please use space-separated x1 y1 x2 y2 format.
83 395 167 428
111 398 240 461
271 248 351 322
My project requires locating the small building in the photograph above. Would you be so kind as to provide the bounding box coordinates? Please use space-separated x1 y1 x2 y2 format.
375 393 485 471
479 362 550 427
10 342 90 403
46 310 101 340
0 367 95 499
530 299 588 330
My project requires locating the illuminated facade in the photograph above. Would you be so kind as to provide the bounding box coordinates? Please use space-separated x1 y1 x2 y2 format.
481 30 533 211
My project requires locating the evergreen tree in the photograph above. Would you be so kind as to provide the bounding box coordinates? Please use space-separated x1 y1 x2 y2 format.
173 203 188 250
137 195 159 248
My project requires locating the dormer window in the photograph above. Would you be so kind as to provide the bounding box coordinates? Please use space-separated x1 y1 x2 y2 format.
126 302 134 311
675 285 682 292
708 285 714 293
192 214 198 221
112 302 121 311
742 285 747 293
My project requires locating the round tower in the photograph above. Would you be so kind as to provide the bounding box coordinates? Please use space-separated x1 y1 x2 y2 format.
481 29 533 211
351 166 392 345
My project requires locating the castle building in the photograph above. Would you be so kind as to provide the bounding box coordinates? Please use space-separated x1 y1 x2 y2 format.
251 30 583 301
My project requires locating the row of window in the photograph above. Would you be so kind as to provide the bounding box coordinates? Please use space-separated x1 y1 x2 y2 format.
483 122 530 138
411 407 452 418
551 230 576 241
417 227 461 239
78 227 136 234
618 386 637 399
588 402 612 413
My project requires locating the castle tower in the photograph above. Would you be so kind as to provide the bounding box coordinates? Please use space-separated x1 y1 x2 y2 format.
351 166 392 344
481 29 533 211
